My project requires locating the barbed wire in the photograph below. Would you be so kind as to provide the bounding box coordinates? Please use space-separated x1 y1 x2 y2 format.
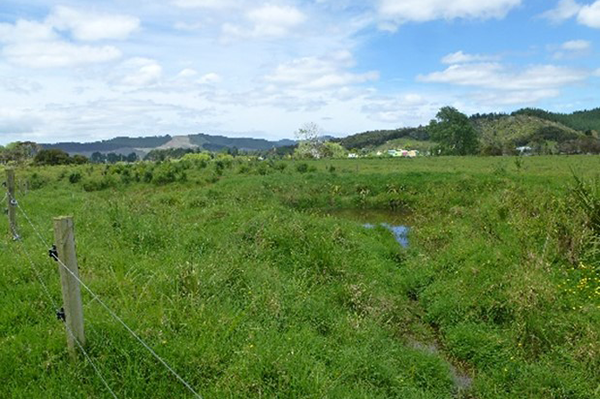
11 194 202 399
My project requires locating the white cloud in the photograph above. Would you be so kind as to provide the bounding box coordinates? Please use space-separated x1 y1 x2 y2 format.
176 68 198 79
377 0 521 29
48 6 140 41
362 93 440 124
418 62 588 91
3 41 121 68
197 72 221 84
542 0 600 28
0 20 55 43
578 1 600 28
265 51 378 90
247 5 306 36
171 0 239 9
540 0 581 23
117 58 163 87
552 39 591 59
222 5 306 39
0 109 40 134
0 77 43 95
470 89 562 105
0 8 132 68
442 51 500 64
418 62 591 105
561 39 591 50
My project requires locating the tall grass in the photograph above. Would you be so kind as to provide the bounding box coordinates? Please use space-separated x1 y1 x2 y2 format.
1 155 599 398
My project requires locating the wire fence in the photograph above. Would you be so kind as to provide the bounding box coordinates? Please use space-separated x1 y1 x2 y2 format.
13 229 118 398
4 188 203 399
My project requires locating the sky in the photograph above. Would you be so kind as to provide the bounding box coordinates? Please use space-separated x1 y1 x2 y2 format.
0 0 599 144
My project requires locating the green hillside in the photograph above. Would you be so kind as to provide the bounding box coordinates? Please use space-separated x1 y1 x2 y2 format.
512 107 600 133
471 114 584 154
335 127 429 150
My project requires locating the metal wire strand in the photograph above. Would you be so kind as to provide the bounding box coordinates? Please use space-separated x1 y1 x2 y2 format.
14 240 118 399
10 195 202 399
64 323 119 399
49 253 203 399
10 193 51 247
14 237 58 309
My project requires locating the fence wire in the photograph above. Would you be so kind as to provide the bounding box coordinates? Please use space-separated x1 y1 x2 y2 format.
14 236 118 399
9 193 202 399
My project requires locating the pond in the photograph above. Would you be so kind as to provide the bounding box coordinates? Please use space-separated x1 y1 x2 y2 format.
364 223 410 248
325 209 411 248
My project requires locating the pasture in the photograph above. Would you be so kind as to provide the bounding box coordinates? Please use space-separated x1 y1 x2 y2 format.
2 155 599 398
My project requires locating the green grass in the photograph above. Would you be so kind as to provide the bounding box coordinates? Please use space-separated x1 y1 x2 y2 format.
2 156 599 398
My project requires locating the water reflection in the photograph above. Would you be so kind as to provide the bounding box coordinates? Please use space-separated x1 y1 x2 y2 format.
324 209 410 248
364 223 410 248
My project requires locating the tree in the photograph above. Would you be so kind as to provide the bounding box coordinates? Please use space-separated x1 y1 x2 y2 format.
126 152 138 163
34 149 71 165
0 141 41 163
72 154 89 164
428 107 479 155
91 152 106 163
320 142 348 158
106 153 123 164
294 122 323 158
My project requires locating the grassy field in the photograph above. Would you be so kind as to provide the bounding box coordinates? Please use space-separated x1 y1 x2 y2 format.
1 155 599 398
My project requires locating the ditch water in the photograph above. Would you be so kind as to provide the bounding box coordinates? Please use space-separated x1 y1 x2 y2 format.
327 209 474 392
326 209 411 248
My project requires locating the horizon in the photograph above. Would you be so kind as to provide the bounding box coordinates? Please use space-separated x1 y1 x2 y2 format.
1 0 600 145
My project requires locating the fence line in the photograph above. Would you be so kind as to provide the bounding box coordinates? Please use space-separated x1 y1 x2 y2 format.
9 191 203 399
13 234 118 399
10 192 51 247
65 323 119 399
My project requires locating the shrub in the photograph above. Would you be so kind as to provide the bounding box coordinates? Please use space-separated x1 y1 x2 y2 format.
28 173 47 190
273 162 287 171
296 163 309 173
68 172 82 184
83 178 108 192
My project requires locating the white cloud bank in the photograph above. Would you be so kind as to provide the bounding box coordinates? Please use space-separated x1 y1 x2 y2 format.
542 0 600 28
441 51 500 64
265 51 378 90
48 6 139 41
0 6 138 68
377 0 521 29
419 53 592 105
221 5 306 39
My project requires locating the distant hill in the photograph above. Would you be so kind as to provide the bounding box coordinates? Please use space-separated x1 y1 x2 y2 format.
43 135 172 154
470 114 585 153
39 107 600 158
335 111 599 155
334 127 430 150
511 108 600 133
42 133 295 157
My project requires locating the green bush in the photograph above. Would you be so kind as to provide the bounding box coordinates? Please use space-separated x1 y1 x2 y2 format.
296 162 309 173
68 172 82 184
28 173 47 189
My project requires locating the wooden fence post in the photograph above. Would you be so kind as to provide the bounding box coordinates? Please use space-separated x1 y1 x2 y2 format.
6 168 18 240
53 216 85 356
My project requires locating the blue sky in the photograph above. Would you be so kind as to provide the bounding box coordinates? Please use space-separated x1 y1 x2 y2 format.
0 0 599 144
